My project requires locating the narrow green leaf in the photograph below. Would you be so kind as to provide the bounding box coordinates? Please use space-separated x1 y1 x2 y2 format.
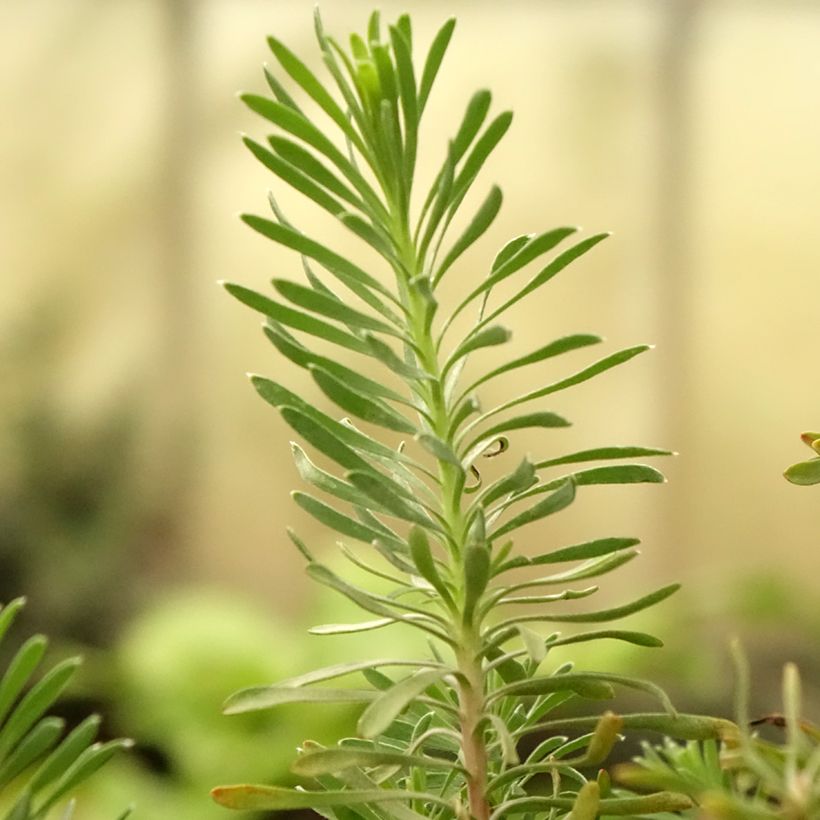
33 738 134 816
550 629 663 650
389 25 418 174
477 345 651 424
224 686 375 715
311 367 417 434
293 492 404 550
283 408 378 475
434 185 503 286
308 618 394 636
0 635 48 726
485 647 528 683
416 91 491 238
462 333 603 397
267 35 366 152
451 111 513 206
490 674 616 703
347 472 436 528
418 18 456 114
0 717 63 789
519 550 638 585
242 215 399 312
358 669 446 738
408 528 454 604
446 325 511 372
276 659 445 690
416 433 462 468
481 233 611 327
252 376 414 466
478 458 538 507
212 785 451 811
263 324 407 406
536 445 673 469
0 597 25 646
492 479 576 540
519 537 641 570
241 94 386 217
263 67 302 111
306 565 451 643
448 226 579 326
29 715 101 793
224 282 371 356
491 790 693 817
491 234 530 272
463 412 571 462
243 136 344 216
0 657 80 763
291 443 378 509
269 135 364 210
507 583 681 626
338 212 397 260
362 333 432 381
293 747 460 777
463 546 490 621
513 465 666 507
452 90 493 162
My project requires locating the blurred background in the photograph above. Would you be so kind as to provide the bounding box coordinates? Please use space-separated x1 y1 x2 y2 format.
1 0 818 816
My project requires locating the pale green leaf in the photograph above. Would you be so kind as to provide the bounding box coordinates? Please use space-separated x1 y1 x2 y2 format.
224 282 371 355
418 18 456 114
358 669 446 738
311 367 417 434
434 185 503 286
292 747 460 777
212 785 451 811
491 479 576 540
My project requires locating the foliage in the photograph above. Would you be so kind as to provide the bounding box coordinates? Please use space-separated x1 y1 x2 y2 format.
212 9 731 819
784 432 820 486
0 598 132 820
617 644 820 818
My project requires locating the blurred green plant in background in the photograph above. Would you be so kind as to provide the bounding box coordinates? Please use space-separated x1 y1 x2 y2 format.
617 645 820 818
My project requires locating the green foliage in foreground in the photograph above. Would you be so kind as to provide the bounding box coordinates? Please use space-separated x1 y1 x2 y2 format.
784 431 820 486
213 9 732 819
618 644 820 819
0 598 132 820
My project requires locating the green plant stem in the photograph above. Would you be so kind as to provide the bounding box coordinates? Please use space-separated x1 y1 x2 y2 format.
398 226 491 820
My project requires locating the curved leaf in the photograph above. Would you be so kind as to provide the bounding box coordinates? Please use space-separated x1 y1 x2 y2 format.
293 746 461 777
272 279 401 337
418 18 456 114
434 185 503 286
311 367 417 434
358 669 447 738
491 479 576 540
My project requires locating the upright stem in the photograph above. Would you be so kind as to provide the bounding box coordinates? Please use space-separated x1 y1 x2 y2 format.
397 226 491 820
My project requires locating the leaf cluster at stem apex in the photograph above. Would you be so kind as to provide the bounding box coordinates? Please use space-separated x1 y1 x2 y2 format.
213 8 713 820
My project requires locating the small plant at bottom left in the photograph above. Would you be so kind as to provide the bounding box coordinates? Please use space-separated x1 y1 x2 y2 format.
0 598 133 820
